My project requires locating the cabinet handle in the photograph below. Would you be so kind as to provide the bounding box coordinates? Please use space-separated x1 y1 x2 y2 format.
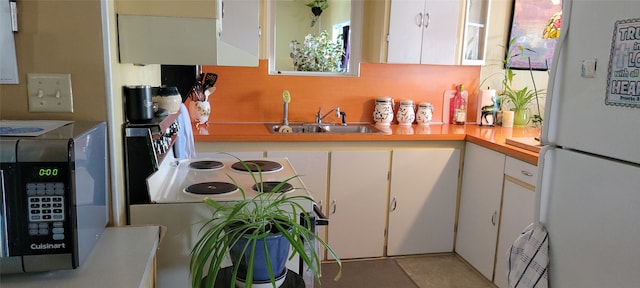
416 13 424 27
390 196 397 212
491 211 497 226
423 13 430 28
521 170 534 177
331 200 336 215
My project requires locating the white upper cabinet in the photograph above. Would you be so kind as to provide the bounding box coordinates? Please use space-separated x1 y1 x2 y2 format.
387 0 461 65
116 0 259 66
461 0 490 65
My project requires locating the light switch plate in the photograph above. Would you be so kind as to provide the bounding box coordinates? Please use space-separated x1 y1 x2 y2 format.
581 59 597 78
28 73 74 112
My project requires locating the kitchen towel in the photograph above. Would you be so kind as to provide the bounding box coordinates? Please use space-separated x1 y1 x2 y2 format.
507 222 549 288
173 103 196 158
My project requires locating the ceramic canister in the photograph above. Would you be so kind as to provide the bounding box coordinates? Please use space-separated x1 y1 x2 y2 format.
416 102 434 125
152 86 182 114
396 99 415 125
373 97 394 125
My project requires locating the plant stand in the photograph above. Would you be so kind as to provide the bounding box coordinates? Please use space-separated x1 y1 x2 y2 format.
201 268 306 288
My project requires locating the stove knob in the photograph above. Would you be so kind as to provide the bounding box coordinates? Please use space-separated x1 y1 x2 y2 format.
161 137 170 150
155 139 165 154
170 122 180 135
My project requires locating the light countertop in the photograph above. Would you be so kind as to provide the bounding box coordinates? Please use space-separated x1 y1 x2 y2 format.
1 226 160 288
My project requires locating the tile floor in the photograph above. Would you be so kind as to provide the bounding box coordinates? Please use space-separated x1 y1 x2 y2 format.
319 253 495 288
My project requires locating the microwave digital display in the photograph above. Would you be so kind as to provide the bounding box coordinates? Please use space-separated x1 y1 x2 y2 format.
37 167 60 177
28 164 65 180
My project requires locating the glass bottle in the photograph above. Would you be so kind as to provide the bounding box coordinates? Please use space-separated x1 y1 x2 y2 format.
451 84 467 125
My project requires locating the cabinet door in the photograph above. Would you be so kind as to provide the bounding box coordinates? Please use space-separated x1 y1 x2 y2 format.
216 0 260 66
327 150 390 259
387 0 461 64
387 148 460 256
266 151 329 259
116 0 219 18
461 0 490 65
493 179 535 288
387 0 427 64
420 0 461 64
456 142 505 280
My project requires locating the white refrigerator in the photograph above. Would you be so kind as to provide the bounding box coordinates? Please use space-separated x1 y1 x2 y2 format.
538 0 640 287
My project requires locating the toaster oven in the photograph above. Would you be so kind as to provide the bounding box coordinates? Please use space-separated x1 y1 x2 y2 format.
0 121 108 273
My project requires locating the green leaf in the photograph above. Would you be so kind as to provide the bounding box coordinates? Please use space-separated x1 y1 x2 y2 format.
190 154 342 287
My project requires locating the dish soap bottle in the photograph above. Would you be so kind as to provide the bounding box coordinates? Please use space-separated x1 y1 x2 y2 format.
450 84 467 125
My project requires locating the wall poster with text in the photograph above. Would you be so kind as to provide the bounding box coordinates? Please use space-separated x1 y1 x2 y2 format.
606 18 640 108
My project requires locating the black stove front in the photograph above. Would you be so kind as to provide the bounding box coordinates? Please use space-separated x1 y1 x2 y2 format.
123 113 180 224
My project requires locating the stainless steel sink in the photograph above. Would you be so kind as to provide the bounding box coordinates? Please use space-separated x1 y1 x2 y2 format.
268 123 386 134
269 124 326 134
321 124 386 134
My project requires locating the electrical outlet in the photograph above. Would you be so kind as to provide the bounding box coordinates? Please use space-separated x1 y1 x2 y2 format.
27 73 74 113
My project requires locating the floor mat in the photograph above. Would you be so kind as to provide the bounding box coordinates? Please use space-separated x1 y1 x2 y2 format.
395 254 493 288
317 258 418 288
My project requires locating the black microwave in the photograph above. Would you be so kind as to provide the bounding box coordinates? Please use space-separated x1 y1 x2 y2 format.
0 121 108 273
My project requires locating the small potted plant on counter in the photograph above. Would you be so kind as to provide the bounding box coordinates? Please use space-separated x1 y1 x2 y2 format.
190 155 342 288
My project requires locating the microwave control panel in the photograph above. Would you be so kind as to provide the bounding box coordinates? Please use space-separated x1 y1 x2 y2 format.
26 182 66 238
18 162 72 255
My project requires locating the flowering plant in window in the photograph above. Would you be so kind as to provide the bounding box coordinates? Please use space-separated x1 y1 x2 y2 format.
290 31 345 72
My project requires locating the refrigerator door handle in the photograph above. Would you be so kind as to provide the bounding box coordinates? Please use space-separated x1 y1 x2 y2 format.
541 0 574 145
535 145 553 225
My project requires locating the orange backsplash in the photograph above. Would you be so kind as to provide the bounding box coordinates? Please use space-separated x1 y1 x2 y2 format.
200 60 481 124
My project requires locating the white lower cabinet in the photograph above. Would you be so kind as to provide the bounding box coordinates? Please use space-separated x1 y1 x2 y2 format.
456 142 506 280
266 150 330 260
493 178 535 288
387 148 461 255
327 150 390 259
493 157 537 288
457 143 537 284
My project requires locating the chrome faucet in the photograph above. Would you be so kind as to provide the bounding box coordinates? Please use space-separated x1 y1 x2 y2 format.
316 107 340 124
283 101 289 126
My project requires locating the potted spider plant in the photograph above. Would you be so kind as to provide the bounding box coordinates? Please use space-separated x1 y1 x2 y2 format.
190 155 342 288
492 38 545 126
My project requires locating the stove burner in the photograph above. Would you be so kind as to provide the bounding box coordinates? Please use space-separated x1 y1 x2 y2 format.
231 160 283 173
185 182 238 195
252 181 294 193
188 160 224 170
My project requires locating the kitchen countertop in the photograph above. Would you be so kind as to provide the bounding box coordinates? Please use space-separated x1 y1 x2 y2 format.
1 226 160 288
193 123 541 165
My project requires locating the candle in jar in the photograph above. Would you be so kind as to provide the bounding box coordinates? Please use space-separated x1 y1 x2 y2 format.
503 110 515 128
